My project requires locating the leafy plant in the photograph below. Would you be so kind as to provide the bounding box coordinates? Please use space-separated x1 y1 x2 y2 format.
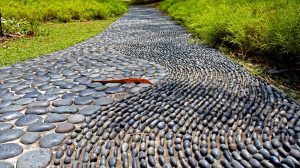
0 0 127 23
160 0 300 64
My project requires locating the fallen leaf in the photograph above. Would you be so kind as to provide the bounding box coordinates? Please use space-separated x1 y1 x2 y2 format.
92 78 152 84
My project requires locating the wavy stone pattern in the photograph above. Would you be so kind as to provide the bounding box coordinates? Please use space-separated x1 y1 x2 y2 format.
0 6 167 167
49 6 300 168
1 5 300 168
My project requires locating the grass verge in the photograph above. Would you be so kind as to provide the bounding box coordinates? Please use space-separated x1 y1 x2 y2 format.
160 0 300 63
226 53 300 104
1 0 127 22
0 18 117 67
160 0 299 103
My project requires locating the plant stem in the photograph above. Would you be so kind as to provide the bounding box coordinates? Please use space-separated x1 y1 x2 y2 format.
0 11 3 36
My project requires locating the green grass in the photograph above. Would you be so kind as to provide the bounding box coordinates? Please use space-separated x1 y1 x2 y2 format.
0 0 127 23
0 18 117 66
160 0 300 102
160 0 300 64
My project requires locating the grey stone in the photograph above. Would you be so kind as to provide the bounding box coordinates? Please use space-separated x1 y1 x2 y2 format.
25 107 49 115
36 95 59 101
91 92 107 98
15 114 43 126
105 83 121 87
55 122 75 133
45 113 67 123
20 132 41 144
74 97 94 105
129 87 144 93
0 129 25 143
39 133 66 148
79 89 96 96
94 97 114 106
52 99 73 106
27 101 50 108
27 122 56 132
0 105 25 113
67 114 86 124
0 111 23 122
105 87 125 94
79 105 101 116
51 106 79 114
0 101 13 109
95 85 108 91
14 98 34 105
16 149 52 168
0 162 14 168
0 143 23 159
0 123 14 131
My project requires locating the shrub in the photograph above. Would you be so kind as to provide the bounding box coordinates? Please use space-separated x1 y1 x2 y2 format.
0 0 127 22
160 0 300 63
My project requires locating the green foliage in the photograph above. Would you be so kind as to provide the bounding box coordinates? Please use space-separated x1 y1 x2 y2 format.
1 18 47 36
130 0 160 5
160 0 300 63
0 0 127 22
0 18 117 66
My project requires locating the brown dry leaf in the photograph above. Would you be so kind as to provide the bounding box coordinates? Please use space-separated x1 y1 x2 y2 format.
92 78 152 84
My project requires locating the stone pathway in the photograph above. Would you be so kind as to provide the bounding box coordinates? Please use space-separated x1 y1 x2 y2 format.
0 6 300 168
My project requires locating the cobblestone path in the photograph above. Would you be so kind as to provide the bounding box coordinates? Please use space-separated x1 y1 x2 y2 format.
0 6 299 168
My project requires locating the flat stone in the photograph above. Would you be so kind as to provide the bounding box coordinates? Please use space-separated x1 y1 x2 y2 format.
0 101 12 109
61 93 78 99
79 89 96 96
55 122 75 133
20 132 40 144
91 92 107 98
0 143 23 159
0 123 14 131
39 133 66 148
27 122 56 132
138 83 151 87
74 97 94 105
94 97 114 106
27 101 50 108
23 91 42 98
14 98 34 105
36 95 59 101
67 114 86 124
0 111 23 122
15 114 43 126
129 87 144 93
25 107 49 115
122 83 136 88
45 88 65 95
71 86 87 92
16 149 52 168
0 129 25 143
79 105 101 116
52 99 73 106
51 106 79 114
105 83 121 87
45 113 67 123
2 95 22 101
95 85 108 91
0 105 25 113
105 87 125 94
0 161 14 168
